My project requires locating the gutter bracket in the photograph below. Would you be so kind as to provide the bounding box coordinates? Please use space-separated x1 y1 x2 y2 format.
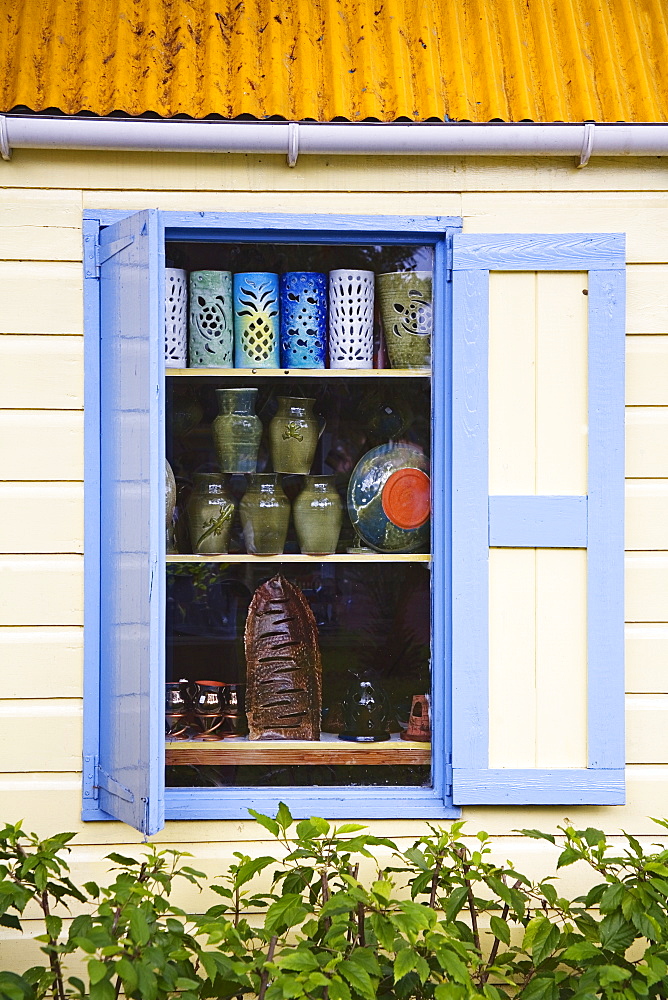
287 122 299 168
577 122 595 168
0 116 11 161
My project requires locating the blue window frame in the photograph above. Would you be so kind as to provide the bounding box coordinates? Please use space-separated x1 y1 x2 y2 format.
82 215 626 834
83 211 462 834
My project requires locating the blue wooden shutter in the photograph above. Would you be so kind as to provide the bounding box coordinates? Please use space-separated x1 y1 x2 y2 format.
98 210 165 833
451 234 625 805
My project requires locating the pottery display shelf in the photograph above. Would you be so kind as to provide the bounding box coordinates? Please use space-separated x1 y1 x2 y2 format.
166 368 430 379
167 553 431 563
165 732 430 767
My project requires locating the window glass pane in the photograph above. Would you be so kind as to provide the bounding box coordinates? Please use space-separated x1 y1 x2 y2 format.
165 240 433 791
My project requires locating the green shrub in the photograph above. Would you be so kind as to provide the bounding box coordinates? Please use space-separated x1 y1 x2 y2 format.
1 810 668 1000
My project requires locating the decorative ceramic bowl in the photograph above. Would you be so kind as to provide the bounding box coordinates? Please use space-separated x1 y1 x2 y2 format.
347 443 430 553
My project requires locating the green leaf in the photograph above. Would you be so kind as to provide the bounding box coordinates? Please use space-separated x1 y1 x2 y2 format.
89 979 115 1000
338 960 375 1000
556 848 581 869
129 907 150 945
248 810 280 837
520 975 558 1000
517 829 556 845
264 894 308 934
328 977 351 1000
562 941 601 961
87 960 108 986
136 964 157 1000
234 856 275 887
599 912 635 953
0 914 21 930
336 823 367 835
444 886 468 921
581 828 605 847
596 965 630 986
394 948 418 982
105 852 139 867
599 883 625 913
489 915 511 945
404 848 430 872
115 957 137 992
276 802 293 832
630 908 659 941
437 949 470 985
278 951 320 973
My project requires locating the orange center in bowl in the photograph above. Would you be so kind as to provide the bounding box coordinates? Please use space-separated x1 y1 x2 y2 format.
381 468 431 530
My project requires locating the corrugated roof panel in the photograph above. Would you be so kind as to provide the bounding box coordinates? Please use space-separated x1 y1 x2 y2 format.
2 0 668 122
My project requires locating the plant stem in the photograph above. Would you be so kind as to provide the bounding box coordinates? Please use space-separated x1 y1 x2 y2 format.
40 890 66 1000
457 848 481 955
481 879 523 985
429 857 442 909
258 935 278 1000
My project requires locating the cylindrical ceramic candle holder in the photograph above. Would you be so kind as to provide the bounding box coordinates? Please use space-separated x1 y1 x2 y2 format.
328 269 375 369
233 272 280 368
165 268 188 367
377 270 432 370
188 270 234 367
279 272 328 368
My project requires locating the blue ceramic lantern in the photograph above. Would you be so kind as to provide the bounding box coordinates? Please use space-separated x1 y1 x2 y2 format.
233 272 280 368
279 272 328 368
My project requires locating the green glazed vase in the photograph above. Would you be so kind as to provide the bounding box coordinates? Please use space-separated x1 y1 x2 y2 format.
269 396 320 474
212 388 262 474
186 473 236 554
240 474 290 555
377 270 432 370
293 476 343 555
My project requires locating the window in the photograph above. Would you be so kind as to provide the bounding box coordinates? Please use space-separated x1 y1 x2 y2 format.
82 213 625 834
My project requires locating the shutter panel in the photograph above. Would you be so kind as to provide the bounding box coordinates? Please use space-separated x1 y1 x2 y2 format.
98 210 165 833
451 234 625 805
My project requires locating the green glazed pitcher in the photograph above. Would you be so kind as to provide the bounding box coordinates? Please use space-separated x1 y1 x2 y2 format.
186 473 236 554
293 476 343 555
212 387 262 474
269 396 320 474
240 474 290 555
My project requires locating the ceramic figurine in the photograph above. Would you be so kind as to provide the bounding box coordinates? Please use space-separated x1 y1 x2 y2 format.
269 396 320 474
165 267 188 367
402 694 431 741
244 574 322 740
293 476 343 555
328 268 374 368
188 270 234 367
280 271 328 368
377 270 432 370
211 387 262 474
186 473 236 554
233 272 280 367
192 680 227 739
165 679 190 738
240 474 290 555
166 461 177 553
339 669 392 742
347 442 430 553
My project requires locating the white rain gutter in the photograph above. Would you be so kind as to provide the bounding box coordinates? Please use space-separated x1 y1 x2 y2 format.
1 116 668 167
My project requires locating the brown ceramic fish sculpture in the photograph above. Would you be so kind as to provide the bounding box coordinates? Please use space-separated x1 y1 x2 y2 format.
244 574 322 740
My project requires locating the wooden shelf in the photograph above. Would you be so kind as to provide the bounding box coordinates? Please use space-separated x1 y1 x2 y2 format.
167 553 431 564
166 367 429 379
166 733 431 767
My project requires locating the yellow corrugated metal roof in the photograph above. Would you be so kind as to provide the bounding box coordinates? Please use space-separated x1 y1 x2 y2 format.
2 0 668 122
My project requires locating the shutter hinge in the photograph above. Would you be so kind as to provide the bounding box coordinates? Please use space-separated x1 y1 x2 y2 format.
445 752 453 798
83 755 135 803
445 240 453 282
83 233 135 279
82 754 99 800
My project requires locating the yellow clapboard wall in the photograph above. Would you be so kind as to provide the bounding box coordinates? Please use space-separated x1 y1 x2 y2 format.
0 152 667 959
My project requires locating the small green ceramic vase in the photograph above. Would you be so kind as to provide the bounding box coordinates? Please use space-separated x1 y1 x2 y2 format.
240 474 290 555
212 388 262 474
377 270 432 370
166 461 177 553
269 396 320 474
186 473 236 554
293 476 343 555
